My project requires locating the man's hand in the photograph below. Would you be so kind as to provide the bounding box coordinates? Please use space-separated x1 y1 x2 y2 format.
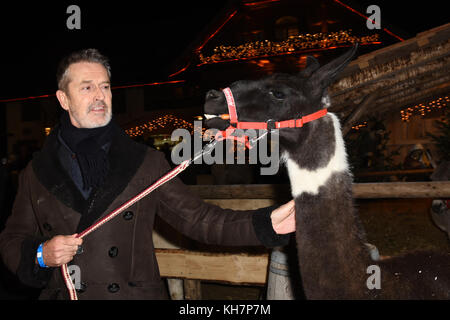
37 234 83 267
271 200 296 234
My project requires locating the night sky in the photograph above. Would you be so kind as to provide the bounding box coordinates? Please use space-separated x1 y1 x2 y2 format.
0 0 447 101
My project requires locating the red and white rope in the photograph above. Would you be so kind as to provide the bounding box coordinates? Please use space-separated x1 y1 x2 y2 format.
61 159 191 300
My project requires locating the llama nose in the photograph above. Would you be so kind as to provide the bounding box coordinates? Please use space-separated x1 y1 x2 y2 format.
206 89 222 100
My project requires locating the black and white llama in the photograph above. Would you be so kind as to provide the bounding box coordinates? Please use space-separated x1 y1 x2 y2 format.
204 46 450 299
430 161 450 239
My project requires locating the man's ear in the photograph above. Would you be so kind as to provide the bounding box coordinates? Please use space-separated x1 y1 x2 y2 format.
56 90 70 111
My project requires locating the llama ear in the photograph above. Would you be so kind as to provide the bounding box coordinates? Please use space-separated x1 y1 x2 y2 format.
299 56 320 78
308 44 358 95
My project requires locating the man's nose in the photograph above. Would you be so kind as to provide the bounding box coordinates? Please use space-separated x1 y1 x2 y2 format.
94 86 106 100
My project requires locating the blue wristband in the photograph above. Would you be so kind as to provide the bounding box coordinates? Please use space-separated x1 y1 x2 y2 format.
37 243 49 268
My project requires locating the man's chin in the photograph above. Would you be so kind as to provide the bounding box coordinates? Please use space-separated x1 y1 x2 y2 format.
83 114 112 128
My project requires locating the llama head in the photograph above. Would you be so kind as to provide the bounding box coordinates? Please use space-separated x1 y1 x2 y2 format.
204 45 358 135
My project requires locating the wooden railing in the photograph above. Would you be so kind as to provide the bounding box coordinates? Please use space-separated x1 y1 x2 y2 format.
154 181 450 286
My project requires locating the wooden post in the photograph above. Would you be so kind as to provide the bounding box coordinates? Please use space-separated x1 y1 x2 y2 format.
167 278 184 300
183 279 202 300
266 247 294 300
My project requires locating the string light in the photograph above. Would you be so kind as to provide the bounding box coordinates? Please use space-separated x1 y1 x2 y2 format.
198 30 380 65
400 95 449 122
351 121 368 131
125 114 194 137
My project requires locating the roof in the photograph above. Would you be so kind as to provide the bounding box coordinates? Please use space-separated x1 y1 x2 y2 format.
167 0 407 80
330 23 450 121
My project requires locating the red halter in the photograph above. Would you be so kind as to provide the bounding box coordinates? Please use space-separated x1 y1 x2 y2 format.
214 87 328 148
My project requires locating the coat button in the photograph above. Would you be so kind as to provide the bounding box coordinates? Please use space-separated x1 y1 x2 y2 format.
108 283 120 293
43 223 52 232
123 211 134 220
108 246 119 258
76 282 87 293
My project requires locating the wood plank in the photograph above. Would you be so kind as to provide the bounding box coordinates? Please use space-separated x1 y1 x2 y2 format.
155 249 269 285
188 181 450 199
353 181 450 199
355 169 434 177
342 23 450 77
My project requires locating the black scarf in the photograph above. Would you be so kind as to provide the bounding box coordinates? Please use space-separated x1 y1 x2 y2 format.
59 112 114 190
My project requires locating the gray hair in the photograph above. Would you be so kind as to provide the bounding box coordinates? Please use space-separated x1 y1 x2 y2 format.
56 48 111 92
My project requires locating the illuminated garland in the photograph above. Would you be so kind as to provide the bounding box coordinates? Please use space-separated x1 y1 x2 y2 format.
125 114 194 137
198 30 380 64
350 95 449 131
351 121 368 131
400 95 449 122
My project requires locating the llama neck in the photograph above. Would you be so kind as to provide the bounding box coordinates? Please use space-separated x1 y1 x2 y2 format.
282 113 349 197
285 113 374 299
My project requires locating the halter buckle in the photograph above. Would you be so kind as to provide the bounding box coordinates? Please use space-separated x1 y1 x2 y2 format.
266 119 277 131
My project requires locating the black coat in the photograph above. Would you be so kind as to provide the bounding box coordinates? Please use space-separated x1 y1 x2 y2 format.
0 123 288 299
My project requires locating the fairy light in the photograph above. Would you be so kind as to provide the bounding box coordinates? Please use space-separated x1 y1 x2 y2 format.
125 114 195 137
351 121 368 131
400 95 450 122
198 30 380 65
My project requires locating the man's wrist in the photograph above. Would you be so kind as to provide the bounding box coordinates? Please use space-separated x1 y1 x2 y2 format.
252 205 290 247
36 242 49 268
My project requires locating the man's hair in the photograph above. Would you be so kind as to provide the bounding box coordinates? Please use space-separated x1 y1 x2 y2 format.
56 48 111 92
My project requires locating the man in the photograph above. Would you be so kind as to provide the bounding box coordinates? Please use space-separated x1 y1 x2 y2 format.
0 49 295 300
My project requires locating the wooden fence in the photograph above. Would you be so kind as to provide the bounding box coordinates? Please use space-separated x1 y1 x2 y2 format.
154 181 450 289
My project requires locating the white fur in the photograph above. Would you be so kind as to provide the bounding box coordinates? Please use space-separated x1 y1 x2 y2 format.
321 95 331 108
282 113 349 197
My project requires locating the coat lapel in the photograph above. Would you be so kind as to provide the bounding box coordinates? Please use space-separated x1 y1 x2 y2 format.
32 124 87 215
31 122 148 233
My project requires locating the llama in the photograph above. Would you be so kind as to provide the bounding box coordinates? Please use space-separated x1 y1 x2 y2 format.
430 161 450 239
203 46 450 299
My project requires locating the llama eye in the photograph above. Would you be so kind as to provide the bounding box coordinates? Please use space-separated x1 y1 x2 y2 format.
269 90 286 100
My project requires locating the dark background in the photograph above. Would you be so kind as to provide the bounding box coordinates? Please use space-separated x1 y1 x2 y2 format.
0 0 448 301
0 1 448 101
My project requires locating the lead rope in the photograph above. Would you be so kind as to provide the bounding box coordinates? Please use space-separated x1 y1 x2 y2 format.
61 85 278 299
60 129 272 300
61 134 218 300
61 157 193 300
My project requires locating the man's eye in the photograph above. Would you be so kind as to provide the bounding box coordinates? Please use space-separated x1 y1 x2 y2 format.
82 86 91 91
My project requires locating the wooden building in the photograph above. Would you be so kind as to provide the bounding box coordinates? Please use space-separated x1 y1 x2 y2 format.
2 0 449 176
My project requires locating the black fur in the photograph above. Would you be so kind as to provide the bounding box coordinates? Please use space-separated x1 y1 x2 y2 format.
204 45 450 299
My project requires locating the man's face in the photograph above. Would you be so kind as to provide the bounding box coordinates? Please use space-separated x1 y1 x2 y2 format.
56 62 112 128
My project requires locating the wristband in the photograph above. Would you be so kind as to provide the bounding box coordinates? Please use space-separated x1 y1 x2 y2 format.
37 243 49 268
